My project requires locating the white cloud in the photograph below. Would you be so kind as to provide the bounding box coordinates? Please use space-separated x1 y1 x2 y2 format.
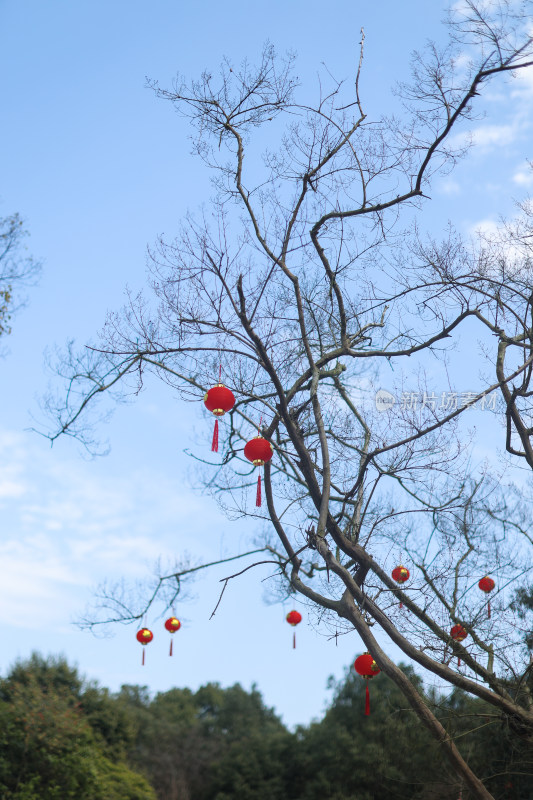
452 51 472 72
438 178 462 196
451 0 501 13
0 427 224 629
0 480 26 499
448 119 526 156
0 532 87 630
467 215 528 269
511 65 533 98
513 166 533 186
0 432 30 501
469 218 500 238
471 124 517 149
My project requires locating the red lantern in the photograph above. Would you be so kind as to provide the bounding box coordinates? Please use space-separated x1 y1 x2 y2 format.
451 624 467 641
244 435 273 507
136 627 153 666
451 624 468 666
354 652 381 715
286 610 302 649
478 576 495 619
164 616 181 656
204 383 235 452
391 565 410 608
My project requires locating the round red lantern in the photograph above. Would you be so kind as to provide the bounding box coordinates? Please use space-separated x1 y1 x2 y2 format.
136 627 153 666
478 576 495 619
244 435 273 465
354 652 381 716
391 565 410 608
244 435 273 507
204 383 235 452
286 610 302 649
451 624 467 641
391 565 409 583
164 616 181 656
450 624 468 666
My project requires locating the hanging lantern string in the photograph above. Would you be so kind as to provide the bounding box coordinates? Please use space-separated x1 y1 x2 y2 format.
170 607 175 657
141 618 146 666
165 615 181 656
215 361 222 453
353 653 380 716
204 377 235 453
391 564 410 609
212 419 219 452
136 627 153 666
244 421 273 508
257 415 263 506
451 624 468 667
478 576 495 619
286 610 302 648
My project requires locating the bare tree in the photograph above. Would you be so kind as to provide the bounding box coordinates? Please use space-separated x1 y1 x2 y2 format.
0 213 40 339
43 3 533 798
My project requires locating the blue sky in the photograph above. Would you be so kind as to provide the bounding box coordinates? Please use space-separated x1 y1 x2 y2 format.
1 0 533 728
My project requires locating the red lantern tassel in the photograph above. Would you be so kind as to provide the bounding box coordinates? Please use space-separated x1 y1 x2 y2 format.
399 601 403 609
293 631 296 649
458 657 461 667
256 473 262 507
487 600 491 619
211 419 219 453
365 683 370 716
142 648 145 666
169 639 173 657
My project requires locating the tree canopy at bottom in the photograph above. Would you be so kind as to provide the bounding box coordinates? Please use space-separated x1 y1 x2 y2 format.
0 653 530 800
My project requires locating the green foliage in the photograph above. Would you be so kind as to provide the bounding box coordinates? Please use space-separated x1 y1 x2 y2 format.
511 583 533 649
289 666 455 800
118 663 533 800
81 683 137 760
0 652 84 700
0 654 155 800
432 688 533 800
1 653 531 799
119 680 288 800
207 730 293 800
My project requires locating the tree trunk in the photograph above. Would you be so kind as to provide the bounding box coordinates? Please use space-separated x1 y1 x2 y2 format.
340 593 495 800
